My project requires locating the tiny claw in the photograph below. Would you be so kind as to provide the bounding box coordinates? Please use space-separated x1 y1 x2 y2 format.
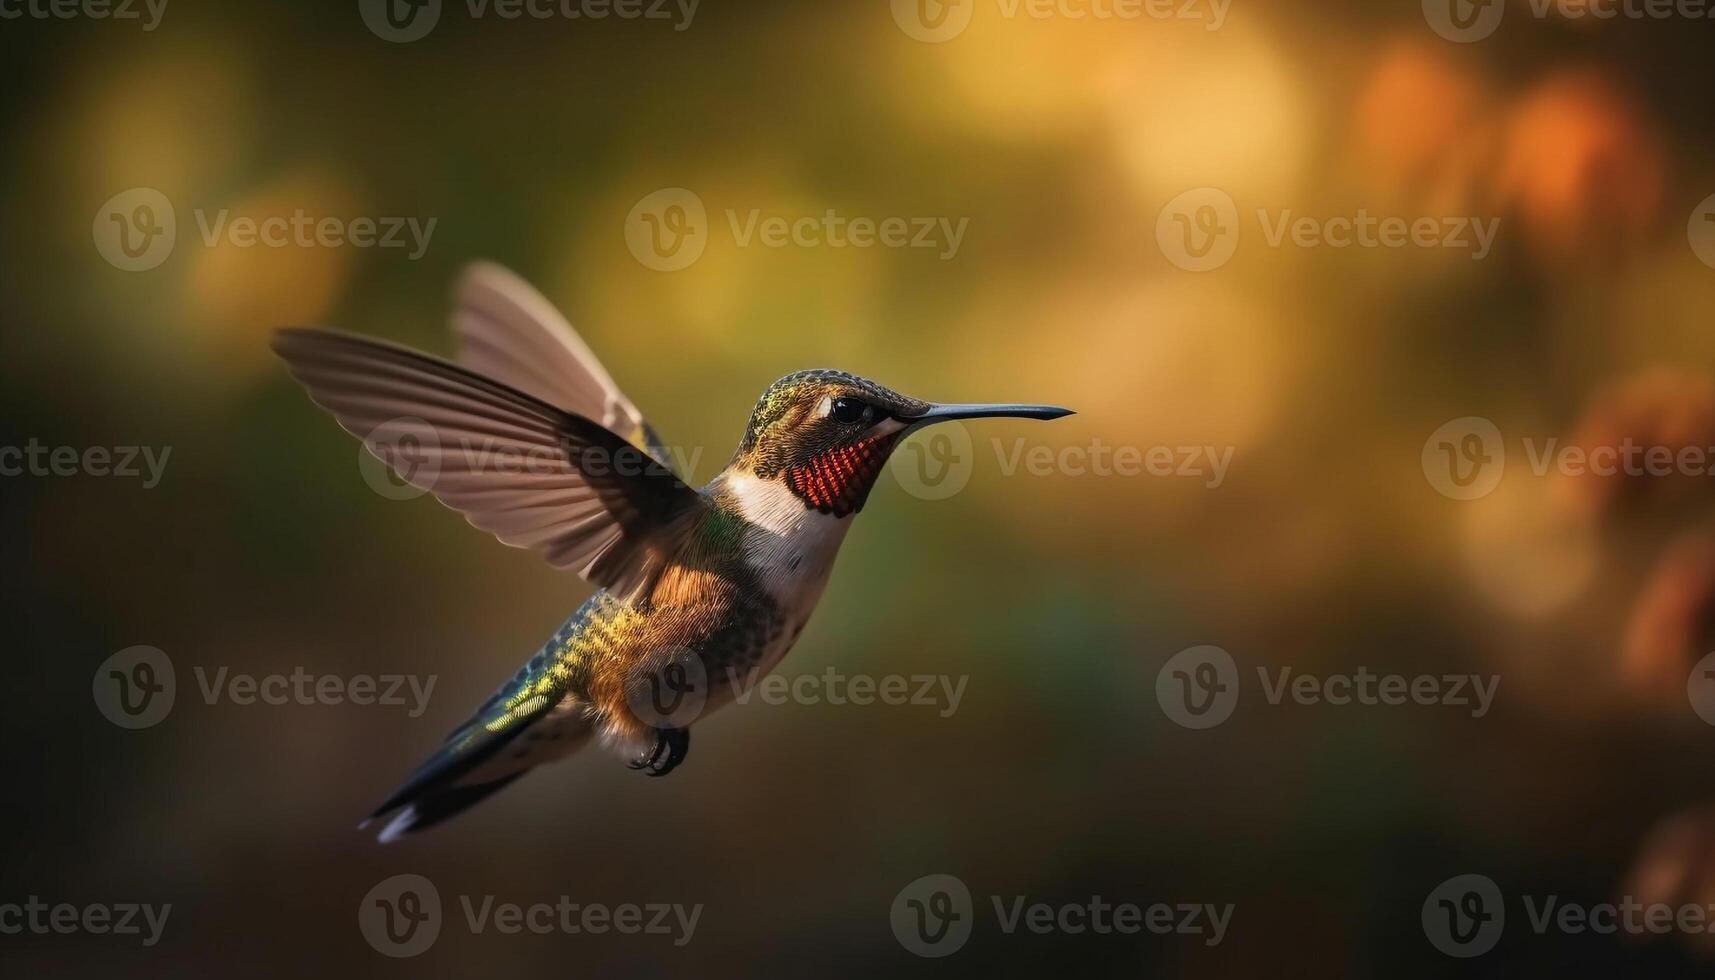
646 728 690 778
625 728 689 778
627 732 667 771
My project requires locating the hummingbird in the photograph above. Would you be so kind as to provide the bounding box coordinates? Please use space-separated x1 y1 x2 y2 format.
272 262 1071 842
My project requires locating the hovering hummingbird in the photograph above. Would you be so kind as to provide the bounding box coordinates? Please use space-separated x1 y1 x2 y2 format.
273 262 1071 842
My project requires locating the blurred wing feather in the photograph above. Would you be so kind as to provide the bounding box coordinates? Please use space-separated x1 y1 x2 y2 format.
451 261 678 476
272 327 702 595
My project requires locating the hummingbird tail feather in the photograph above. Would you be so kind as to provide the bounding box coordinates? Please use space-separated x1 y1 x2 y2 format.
359 602 616 842
364 692 595 842
375 774 525 843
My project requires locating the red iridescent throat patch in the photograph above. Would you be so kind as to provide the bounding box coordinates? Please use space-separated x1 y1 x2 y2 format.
785 434 901 517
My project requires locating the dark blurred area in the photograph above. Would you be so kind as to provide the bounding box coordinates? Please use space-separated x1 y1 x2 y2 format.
5 0 1715 975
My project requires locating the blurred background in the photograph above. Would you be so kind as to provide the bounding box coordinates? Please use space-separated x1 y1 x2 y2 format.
5 0 1715 975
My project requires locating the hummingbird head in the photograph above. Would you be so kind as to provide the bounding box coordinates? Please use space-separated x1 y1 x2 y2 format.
728 369 1072 517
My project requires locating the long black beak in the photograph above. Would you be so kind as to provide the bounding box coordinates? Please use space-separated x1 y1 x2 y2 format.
904 403 1075 427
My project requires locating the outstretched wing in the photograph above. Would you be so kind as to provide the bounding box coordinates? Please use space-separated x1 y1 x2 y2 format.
272 328 704 595
451 261 679 476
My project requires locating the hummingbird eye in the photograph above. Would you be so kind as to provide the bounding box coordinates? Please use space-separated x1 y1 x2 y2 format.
829 396 873 425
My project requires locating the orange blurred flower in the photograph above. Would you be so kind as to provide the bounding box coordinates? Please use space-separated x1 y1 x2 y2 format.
1494 71 1666 266
1550 368 1715 521
1622 529 1715 701
1623 804 1715 954
1352 41 1495 208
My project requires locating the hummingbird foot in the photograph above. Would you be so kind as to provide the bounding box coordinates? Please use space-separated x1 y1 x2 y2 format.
625 732 665 771
626 727 690 777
